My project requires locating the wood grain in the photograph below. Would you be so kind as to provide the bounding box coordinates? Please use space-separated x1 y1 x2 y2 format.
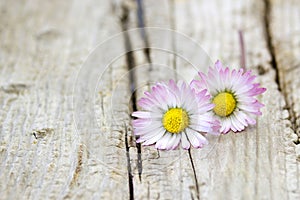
269 0 300 141
268 0 300 198
0 0 299 199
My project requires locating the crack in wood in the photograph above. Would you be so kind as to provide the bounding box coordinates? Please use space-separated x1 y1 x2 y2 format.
263 0 299 143
136 0 152 66
188 149 200 200
121 8 135 198
263 0 281 91
125 125 134 200
134 0 155 185
120 2 144 198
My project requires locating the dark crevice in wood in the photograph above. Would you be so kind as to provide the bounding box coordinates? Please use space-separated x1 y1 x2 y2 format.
120 3 143 195
190 192 195 200
136 0 152 67
120 5 136 199
136 142 143 182
282 83 299 144
125 125 134 200
263 0 281 91
134 0 145 181
263 0 299 144
188 149 200 200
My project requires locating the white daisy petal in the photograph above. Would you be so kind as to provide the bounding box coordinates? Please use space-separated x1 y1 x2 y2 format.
134 121 163 136
220 118 232 134
170 134 181 150
137 127 164 142
186 128 208 148
155 133 172 150
245 115 256 125
165 134 180 150
132 111 151 119
234 111 249 127
181 132 191 150
142 128 166 146
231 115 245 132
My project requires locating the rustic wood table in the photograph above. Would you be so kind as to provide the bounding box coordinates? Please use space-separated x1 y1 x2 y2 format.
0 0 299 199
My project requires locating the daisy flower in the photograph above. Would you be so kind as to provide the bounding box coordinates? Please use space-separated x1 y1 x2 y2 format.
191 60 266 134
132 80 220 150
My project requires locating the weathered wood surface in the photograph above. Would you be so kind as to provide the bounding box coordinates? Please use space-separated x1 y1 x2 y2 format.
0 0 299 199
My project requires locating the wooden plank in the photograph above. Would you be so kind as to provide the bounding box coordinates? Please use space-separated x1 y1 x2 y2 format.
0 0 131 199
121 0 299 199
268 0 300 142
174 0 299 199
268 0 300 198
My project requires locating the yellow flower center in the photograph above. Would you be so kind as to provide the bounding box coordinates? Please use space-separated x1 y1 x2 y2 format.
212 92 237 117
162 108 189 134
